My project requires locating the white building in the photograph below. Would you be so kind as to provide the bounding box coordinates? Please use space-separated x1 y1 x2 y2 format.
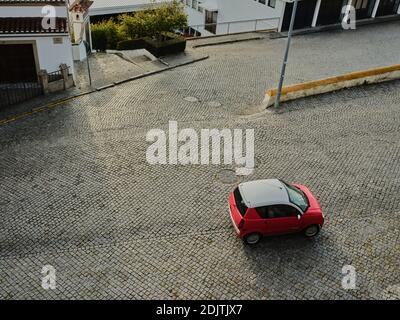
182 0 283 36
183 0 400 35
0 0 75 84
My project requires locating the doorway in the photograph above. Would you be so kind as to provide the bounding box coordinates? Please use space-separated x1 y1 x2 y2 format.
281 0 318 31
0 43 38 83
376 0 400 16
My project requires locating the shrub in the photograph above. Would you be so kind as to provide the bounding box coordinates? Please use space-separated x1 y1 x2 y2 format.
91 27 108 52
116 38 147 51
92 1 188 55
119 0 187 40
91 19 121 51
144 32 186 57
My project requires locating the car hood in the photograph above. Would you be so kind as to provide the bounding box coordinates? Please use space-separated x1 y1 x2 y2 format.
294 184 321 211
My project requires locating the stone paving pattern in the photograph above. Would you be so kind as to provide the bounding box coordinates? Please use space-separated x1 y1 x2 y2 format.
0 22 399 299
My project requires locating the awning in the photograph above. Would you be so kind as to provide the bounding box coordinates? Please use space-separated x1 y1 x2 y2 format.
200 1 218 12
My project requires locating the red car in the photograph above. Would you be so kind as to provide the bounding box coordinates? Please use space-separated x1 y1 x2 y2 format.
229 179 324 245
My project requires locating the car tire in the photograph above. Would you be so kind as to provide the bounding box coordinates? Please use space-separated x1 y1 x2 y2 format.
304 225 320 238
244 233 262 245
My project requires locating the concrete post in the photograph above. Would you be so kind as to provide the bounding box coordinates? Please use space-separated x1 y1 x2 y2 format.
38 70 49 95
60 64 69 82
60 63 73 89
312 0 322 27
372 0 380 18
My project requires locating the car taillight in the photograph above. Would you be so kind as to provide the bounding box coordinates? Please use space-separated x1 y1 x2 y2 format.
238 219 245 230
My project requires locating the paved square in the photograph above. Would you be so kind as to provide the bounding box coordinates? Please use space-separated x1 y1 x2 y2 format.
0 22 399 299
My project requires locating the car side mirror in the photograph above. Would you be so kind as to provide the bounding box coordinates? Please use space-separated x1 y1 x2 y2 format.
297 215 301 220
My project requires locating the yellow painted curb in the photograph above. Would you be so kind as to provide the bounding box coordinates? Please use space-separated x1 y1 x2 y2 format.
264 64 400 107
0 92 93 126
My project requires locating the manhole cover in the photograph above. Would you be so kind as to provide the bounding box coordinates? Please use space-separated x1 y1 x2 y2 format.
217 169 240 184
208 101 222 107
184 96 199 103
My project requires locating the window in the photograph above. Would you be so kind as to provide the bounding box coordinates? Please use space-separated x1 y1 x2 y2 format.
234 188 248 216
268 0 276 8
281 181 309 212
259 0 266 4
205 10 218 34
256 205 300 219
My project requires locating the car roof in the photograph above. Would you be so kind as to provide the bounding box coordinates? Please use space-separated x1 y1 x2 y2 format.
238 179 290 208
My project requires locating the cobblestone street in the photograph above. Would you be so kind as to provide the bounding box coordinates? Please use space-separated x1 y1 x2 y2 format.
0 22 399 299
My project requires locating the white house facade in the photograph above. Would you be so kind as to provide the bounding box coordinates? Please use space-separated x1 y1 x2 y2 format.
182 0 283 36
0 0 75 84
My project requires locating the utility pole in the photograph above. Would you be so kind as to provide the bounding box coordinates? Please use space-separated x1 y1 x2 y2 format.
275 0 299 109
86 44 92 87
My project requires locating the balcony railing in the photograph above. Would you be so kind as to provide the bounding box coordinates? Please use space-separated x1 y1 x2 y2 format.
182 17 281 38
48 66 70 83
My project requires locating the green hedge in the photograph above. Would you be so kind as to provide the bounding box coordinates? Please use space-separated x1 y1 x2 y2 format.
91 28 108 52
116 33 186 57
145 33 186 57
91 20 121 51
116 38 147 51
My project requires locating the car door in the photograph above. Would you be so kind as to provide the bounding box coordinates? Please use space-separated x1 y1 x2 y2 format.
260 205 303 235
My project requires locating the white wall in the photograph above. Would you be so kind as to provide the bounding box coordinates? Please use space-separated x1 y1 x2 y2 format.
72 40 87 62
184 0 284 34
0 6 68 18
36 36 74 75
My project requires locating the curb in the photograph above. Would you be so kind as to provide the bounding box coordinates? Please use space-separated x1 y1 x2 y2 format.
263 64 400 108
192 37 263 48
0 55 209 126
186 29 274 42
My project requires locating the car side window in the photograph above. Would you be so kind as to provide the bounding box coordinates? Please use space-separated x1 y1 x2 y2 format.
256 205 300 219
255 206 271 219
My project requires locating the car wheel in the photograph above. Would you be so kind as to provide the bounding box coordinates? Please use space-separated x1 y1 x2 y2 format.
304 225 320 238
244 233 262 245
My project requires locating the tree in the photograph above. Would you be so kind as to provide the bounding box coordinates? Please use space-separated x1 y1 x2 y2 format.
119 0 187 40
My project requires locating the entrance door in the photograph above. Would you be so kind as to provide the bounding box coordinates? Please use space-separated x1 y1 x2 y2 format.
317 0 346 26
351 0 375 19
0 44 37 83
376 0 400 16
205 10 218 34
281 0 318 31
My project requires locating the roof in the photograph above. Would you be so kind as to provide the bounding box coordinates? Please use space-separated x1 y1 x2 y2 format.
238 179 289 208
0 17 68 34
0 0 66 5
89 0 171 16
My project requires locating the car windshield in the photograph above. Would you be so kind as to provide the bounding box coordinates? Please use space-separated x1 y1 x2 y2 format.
281 181 309 212
234 187 248 217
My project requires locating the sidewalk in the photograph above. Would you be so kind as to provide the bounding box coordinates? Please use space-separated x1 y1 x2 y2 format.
0 49 208 122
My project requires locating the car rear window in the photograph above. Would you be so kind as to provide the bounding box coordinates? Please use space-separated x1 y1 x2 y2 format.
234 187 248 217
